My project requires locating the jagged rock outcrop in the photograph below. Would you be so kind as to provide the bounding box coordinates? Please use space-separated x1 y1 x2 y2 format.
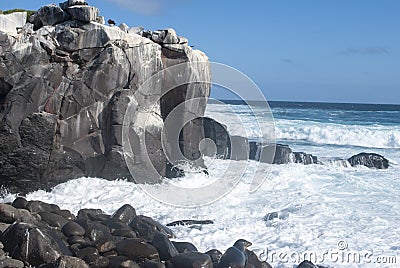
0 1 211 193
348 153 389 169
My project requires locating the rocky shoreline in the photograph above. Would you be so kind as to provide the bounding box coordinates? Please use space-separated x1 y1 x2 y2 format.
0 198 327 268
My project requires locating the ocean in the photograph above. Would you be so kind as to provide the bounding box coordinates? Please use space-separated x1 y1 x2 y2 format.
2 101 400 267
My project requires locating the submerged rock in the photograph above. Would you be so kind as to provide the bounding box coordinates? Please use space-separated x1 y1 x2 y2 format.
348 153 389 169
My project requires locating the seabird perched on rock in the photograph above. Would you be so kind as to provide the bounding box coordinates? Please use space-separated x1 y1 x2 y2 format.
107 19 116 26
217 239 252 268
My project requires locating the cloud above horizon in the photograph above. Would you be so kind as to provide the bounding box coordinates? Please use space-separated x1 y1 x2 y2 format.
104 0 187 15
338 47 389 56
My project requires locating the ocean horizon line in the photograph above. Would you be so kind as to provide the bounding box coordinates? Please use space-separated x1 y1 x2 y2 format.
208 99 400 110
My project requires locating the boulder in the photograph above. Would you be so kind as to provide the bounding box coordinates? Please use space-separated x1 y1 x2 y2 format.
66 6 99 22
129 26 143 35
119 23 129 32
38 4 70 26
116 239 159 262
62 221 86 237
169 252 212 268
172 242 198 253
0 12 27 36
60 0 89 10
52 255 90 268
129 215 174 240
0 204 20 223
348 153 389 169
0 222 71 266
151 232 179 261
111 204 136 225
151 29 179 44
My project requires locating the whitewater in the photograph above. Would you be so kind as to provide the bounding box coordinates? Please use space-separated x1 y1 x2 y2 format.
2 101 400 267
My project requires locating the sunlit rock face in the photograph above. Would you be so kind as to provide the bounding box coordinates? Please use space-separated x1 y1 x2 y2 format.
0 1 211 193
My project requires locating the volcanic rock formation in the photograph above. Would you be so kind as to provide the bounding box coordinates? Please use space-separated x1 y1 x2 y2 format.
0 0 211 193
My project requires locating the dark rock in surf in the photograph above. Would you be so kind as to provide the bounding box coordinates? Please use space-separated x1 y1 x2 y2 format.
348 153 389 169
129 215 174 240
166 220 214 227
253 143 318 165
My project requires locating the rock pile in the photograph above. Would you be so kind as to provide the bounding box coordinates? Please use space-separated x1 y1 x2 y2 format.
0 199 278 268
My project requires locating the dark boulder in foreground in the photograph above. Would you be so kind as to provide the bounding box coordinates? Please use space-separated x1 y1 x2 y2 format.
348 153 389 169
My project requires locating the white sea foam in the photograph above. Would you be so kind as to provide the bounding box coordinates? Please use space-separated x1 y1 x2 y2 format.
205 104 400 149
275 119 400 149
2 159 400 267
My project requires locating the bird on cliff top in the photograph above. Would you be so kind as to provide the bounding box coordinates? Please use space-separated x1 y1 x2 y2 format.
107 19 116 26
217 239 252 268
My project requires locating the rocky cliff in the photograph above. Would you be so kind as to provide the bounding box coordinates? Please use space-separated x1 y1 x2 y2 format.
0 0 211 194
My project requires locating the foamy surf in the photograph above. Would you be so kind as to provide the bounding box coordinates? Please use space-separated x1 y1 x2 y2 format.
2 158 400 267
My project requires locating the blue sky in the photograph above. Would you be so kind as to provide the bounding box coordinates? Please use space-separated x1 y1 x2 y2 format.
1 0 399 104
